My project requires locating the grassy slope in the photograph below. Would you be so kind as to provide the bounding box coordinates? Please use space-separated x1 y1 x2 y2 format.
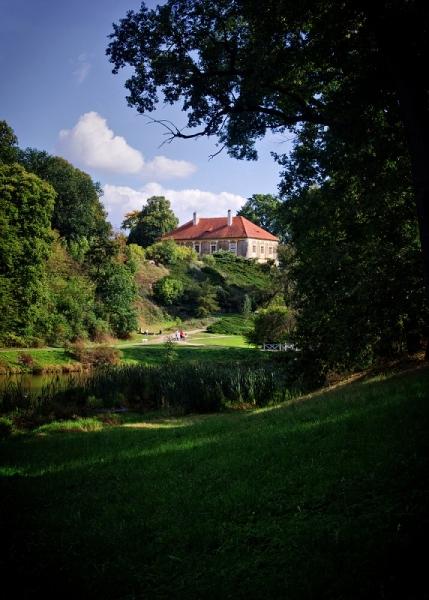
1 367 429 599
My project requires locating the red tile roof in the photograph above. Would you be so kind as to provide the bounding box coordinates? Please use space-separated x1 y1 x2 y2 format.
163 216 278 242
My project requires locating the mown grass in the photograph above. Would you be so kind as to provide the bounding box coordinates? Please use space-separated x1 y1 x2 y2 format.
0 334 252 372
184 333 251 347
121 342 256 364
1 367 428 599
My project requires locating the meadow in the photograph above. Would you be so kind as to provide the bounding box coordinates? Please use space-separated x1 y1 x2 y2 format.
1 366 428 599
0 332 253 373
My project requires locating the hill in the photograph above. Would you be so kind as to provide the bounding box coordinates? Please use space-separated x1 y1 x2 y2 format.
135 248 280 329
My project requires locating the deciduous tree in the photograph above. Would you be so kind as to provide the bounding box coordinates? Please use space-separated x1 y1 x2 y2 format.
107 0 429 305
122 196 178 248
238 194 283 239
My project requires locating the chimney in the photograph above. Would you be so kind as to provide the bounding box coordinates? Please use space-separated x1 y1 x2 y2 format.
227 209 232 227
193 211 199 226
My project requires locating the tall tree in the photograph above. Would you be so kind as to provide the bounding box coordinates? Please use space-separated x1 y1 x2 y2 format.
122 196 179 248
0 121 20 165
279 114 427 376
238 194 283 239
19 149 110 245
0 164 55 337
107 0 429 297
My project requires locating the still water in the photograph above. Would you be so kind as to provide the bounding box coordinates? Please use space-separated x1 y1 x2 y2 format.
0 371 88 394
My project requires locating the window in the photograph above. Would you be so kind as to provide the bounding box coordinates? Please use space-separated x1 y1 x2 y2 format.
269 246 273 254
252 244 256 253
194 243 200 254
260 246 264 254
229 241 237 253
210 242 217 253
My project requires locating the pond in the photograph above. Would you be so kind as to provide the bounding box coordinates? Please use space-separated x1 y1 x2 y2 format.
0 371 90 395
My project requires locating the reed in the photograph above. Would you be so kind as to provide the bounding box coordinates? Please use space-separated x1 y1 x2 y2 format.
0 362 299 428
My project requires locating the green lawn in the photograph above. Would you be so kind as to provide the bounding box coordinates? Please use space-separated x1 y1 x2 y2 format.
0 348 79 370
0 334 254 371
184 333 251 347
1 367 429 598
120 342 257 365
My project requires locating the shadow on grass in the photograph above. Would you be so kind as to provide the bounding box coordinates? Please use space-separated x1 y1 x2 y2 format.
1 367 429 599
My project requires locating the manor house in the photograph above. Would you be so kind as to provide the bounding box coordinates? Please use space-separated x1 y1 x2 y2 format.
163 210 278 263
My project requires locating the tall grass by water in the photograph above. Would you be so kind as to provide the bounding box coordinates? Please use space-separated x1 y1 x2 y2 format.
0 362 299 429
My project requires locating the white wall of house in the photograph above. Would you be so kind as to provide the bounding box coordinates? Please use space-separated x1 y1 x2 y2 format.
178 238 278 262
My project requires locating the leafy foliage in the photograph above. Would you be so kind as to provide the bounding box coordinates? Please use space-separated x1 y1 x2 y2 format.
207 315 253 335
95 260 138 338
123 196 179 248
0 163 55 339
238 194 283 240
280 115 428 375
246 307 295 345
145 239 196 265
19 149 110 245
0 120 20 165
153 277 185 306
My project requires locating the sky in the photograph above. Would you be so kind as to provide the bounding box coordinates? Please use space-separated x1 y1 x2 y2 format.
0 0 292 228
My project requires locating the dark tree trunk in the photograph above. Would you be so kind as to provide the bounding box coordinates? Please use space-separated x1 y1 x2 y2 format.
370 2 429 357
395 77 429 359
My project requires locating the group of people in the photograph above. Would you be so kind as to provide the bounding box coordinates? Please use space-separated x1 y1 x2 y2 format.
174 329 186 341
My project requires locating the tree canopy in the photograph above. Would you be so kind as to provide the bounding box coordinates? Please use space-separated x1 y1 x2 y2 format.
238 194 282 239
0 121 20 165
0 163 55 337
108 0 429 288
122 196 179 248
0 123 138 346
19 149 110 244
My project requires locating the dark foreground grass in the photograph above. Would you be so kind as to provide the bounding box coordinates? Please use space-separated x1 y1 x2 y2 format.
1 367 429 599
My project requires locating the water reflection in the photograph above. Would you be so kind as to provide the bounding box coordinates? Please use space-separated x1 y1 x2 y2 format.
0 371 89 394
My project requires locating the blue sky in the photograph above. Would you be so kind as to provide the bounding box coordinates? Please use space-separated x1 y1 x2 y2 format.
1 0 291 227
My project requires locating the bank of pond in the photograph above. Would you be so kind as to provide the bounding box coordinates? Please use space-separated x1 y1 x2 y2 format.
0 361 301 432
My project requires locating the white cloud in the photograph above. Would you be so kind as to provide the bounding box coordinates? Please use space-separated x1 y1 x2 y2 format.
103 183 246 229
144 155 196 178
57 112 196 178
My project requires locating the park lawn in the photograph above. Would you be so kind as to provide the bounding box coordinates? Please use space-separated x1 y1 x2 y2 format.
0 348 79 370
1 367 429 599
120 342 258 365
0 335 254 371
185 333 251 347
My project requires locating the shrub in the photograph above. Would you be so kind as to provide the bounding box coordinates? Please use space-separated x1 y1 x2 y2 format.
0 416 13 439
153 277 184 305
68 343 122 366
90 347 122 366
175 244 197 262
246 307 295 345
17 352 34 367
146 240 179 265
0 333 28 348
27 337 44 348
